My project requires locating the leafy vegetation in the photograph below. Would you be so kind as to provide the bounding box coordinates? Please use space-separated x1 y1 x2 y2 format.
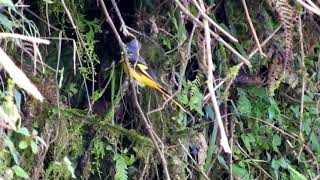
0 0 319 179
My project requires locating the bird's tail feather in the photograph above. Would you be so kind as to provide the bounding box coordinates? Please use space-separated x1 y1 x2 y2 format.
155 85 187 112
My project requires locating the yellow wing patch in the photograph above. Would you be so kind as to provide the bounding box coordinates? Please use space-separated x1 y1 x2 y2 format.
128 65 162 90
136 63 153 80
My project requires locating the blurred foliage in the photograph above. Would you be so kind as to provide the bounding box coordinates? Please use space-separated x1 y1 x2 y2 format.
0 0 319 179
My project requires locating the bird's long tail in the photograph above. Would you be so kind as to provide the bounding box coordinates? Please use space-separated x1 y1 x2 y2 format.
154 85 187 112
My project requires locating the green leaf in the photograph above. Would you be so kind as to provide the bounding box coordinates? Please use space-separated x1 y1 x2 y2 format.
237 89 252 115
217 155 228 170
272 135 281 151
248 87 267 97
303 95 313 103
162 38 172 49
206 0 215 6
310 132 320 151
205 105 214 119
271 158 280 170
4 136 20 164
267 102 280 121
279 157 288 169
18 140 28 150
126 154 136 166
178 93 188 105
17 127 30 136
12 165 29 179
30 141 38 154
114 153 128 180
290 105 299 118
189 92 203 115
232 164 250 180
288 165 307 180
229 65 240 77
241 134 255 153
91 89 105 102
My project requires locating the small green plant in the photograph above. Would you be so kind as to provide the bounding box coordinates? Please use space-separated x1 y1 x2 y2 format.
113 151 135 180
178 79 204 116
45 156 76 179
17 127 46 154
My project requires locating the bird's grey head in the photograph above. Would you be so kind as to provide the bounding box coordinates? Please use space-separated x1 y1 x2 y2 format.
127 39 141 54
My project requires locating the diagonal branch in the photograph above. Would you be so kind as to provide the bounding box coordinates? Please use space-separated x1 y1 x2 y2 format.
173 0 251 67
241 0 266 57
296 0 320 16
190 0 238 42
110 0 134 37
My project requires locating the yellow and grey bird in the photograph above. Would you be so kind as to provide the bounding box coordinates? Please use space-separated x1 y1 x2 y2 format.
123 39 186 112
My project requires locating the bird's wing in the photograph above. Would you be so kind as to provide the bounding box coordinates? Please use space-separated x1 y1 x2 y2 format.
135 63 158 82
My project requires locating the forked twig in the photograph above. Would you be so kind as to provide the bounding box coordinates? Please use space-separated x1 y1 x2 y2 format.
248 25 282 59
190 0 238 42
173 0 251 67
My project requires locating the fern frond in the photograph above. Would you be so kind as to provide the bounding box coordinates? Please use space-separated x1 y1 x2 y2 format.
267 0 298 68
114 154 128 180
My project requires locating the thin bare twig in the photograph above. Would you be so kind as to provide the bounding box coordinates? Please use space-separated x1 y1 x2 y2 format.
139 151 151 180
61 0 93 112
248 25 282 59
110 0 134 37
296 0 320 16
173 0 251 67
190 0 238 42
0 32 50 44
229 115 235 180
298 14 306 161
178 14 199 91
45 2 51 35
55 31 62 120
235 140 275 179
241 0 265 57
199 0 231 154
298 14 306 139
25 8 60 31
98 1 171 179
61 0 77 29
306 0 320 10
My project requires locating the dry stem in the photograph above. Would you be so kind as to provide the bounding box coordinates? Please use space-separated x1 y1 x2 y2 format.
241 0 265 57
198 0 231 154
